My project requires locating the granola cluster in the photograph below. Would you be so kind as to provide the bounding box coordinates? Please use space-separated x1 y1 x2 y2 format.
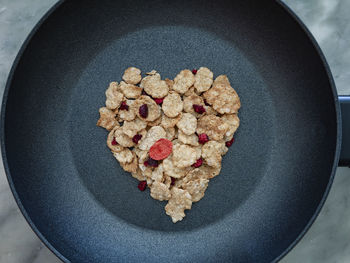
97 67 241 223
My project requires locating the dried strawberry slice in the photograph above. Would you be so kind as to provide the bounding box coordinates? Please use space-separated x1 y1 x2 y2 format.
192 158 203 168
225 137 235 147
193 104 206 114
198 133 209 144
138 181 147 191
149 139 173 160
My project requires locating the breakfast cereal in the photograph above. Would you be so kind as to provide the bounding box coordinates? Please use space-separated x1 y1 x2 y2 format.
105 82 124 110
97 67 241 223
119 81 143 99
122 67 142 85
97 107 119 131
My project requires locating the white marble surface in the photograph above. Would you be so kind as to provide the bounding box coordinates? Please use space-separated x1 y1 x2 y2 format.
0 0 350 262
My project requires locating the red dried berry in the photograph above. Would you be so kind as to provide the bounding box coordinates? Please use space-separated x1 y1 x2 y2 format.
119 101 129 111
171 177 176 186
193 104 206 114
144 157 158 167
192 69 197 74
111 138 118 145
139 104 148 118
154 98 164 105
225 137 235 147
149 139 173 160
198 133 209 144
132 134 142 144
192 158 203 168
138 181 147 191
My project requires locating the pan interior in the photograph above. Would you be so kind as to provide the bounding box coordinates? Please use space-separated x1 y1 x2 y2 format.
3 0 337 262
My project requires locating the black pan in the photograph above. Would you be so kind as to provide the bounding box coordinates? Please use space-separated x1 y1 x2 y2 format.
2 0 350 262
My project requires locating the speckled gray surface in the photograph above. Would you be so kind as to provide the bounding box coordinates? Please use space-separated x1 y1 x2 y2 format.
0 0 350 262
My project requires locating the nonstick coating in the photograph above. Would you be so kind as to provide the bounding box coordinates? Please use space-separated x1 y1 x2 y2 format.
1 0 341 262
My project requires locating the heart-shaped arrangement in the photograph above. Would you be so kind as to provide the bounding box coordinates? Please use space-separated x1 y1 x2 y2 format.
97 67 241 223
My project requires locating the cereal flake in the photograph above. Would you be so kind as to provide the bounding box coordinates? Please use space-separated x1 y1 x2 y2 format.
122 117 147 138
163 154 191 178
97 107 118 131
121 152 138 173
183 94 204 114
117 100 136 121
221 114 240 138
131 168 147 181
107 126 124 152
194 67 213 93
203 77 240 114
196 115 228 141
172 70 195 94
140 73 169 98
176 113 197 135
162 91 183 118
165 187 192 223
178 130 199 146
202 141 224 168
119 81 142 99
172 144 197 168
113 148 134 163
113 127 135 147
105 82 124 110
134 95 161 122
122 67 142 85
182 178 209 202
161 112 182 128
150 181 171 201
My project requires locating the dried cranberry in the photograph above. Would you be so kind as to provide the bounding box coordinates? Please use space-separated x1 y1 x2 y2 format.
132 134 142 144
225 137 235 147
198 133 209 144
193 104 206 114
204 99 210 106
119 101 129 111
154 98 164 105
111 138 118 145
192 69 197 74
138 181 147 191
171 177 176 186
192 158 203 168
139 104 148 118
144 157 158 168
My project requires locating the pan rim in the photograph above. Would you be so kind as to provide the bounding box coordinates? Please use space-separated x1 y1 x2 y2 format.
0 1 341 262
0 1 70 262
272 1 341 262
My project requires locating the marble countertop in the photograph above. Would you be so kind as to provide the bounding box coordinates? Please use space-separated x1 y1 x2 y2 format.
0 0 350 262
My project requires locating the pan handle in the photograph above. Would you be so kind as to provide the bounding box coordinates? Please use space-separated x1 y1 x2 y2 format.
339 96 350 167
